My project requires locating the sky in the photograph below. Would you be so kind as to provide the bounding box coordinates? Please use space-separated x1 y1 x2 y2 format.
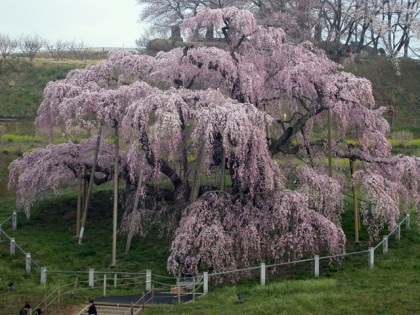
1 0 146 48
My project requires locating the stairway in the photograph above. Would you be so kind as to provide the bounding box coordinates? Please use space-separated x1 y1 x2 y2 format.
77 303 143 315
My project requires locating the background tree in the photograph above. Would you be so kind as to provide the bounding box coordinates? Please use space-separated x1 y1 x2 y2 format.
67 40 89 60
18 34 43 61
44 39 70 60
316 0 420 56
250 0 322 43
136 0 420 56
0 33 18 59
136 0 248 41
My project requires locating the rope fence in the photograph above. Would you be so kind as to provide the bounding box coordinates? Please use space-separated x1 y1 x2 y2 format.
0 210 413 308
202 213 412 294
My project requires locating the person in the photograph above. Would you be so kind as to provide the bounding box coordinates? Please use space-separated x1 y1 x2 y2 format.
6 281 15 291
19 303 31 315
87 299 97 315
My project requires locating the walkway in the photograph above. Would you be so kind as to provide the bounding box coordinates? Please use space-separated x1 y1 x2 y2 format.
94 292 195 305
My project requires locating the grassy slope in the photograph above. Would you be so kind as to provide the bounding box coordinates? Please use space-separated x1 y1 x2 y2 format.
0 58 88 117
0 194 418 314
0 55 419 125
0 189 172 313
346 57 420 137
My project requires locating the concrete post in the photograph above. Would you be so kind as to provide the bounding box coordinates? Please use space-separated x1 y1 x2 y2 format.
395 225 401 240
203 272 208 295
10 238 15 255
40 267 47 285
26 253 31 273
368 247 374 269
314 255 320 277
103 274 107 296
260 263 266 286
12 211 17 230
114 273 118 288
383 236 388 254
88 268 94 288
405 213 410 230
146 269 152 291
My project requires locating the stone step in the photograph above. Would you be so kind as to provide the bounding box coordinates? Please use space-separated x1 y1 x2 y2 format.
77 303 142 315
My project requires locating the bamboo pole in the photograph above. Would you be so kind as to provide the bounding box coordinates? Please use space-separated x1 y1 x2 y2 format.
125 170 143 254
79 126 102 244
327 108 332 177
111 127 119 266
349 158 359 243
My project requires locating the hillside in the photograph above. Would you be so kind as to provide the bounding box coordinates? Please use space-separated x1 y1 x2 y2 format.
0 55 419 136
0 58 90 117
348 57 420 136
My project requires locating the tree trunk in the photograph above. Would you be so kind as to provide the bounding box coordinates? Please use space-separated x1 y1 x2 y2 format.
189 141 206 203
218 148 226 191
78 126 102 244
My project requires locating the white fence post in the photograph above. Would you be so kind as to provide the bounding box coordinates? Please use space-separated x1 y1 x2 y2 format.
405 213 410 230
395 225 401 240
89 268 94 288
368 247 374 269
26 253 31 273
10 238 15 255
260 263 266 286
114 273 118 288
103 274 107 296
314 255 320 277
146 269 152 291
383 236 388 254
203 272 208 295
12 211 17 230
40 267 47 285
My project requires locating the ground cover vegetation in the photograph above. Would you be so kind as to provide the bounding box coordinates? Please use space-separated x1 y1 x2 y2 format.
0 198 418 314
0 58 88 117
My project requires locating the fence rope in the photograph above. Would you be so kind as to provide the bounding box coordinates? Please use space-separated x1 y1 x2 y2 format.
0 214 14 226
1 210 413 307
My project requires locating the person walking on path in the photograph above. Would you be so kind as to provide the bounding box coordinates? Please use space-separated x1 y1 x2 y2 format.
18 303 31 315
87 299 97 315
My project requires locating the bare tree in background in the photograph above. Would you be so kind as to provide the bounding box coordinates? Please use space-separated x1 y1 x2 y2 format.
251 0 321 43
136 0 420 57
19 34 43 61
377 0 419 57
44 39 70 60
68 41 88 60
0 33 18 59
317 0 419 56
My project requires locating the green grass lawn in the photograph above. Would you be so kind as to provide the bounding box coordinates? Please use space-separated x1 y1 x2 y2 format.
0 190 418 314
143 223 420 315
